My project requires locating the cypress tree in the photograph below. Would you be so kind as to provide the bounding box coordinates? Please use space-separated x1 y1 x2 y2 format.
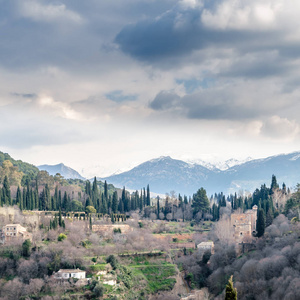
3 176 11 205
30 189 34 210
270 174 279 192
184 195 188 205
146 184 150 206
108 195 112 212
16 186 22 210
112 191 118 214
225 275 237 300
35 179 39 210
62 191 68 211
85 180 91 197
40 189 46 210
58 190 62 208
92 177 98 206
45 184 51 210
143 188 146 207
1 188 7 205
104 180 108 201
157 197 160 218
58 207 62 227
139 190 143 212
256 208 265 237
266 208 274 227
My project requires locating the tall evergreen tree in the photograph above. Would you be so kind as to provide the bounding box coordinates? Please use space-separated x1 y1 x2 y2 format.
104 180 108 201
143 188 146 207
112 191 118 214
92 177 98 206
35 179 39 210
16 186 22 210
146 185 150 206
184 195 188 205
270 174 279 191
192 187 210 215
58 190 62 208
58 207 62 227
3 176 11 205
266 208 274 227
45 184 51 210
225 275 237 300
256 208 265 237
139 189 143 211
85 180 91 197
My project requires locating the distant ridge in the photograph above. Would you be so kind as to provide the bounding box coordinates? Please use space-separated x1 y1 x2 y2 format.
38 163 85 180
103 152 300 195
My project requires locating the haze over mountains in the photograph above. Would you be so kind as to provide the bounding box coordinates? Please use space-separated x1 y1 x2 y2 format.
38 163 85 180
35 151 300 196
102 152 300 196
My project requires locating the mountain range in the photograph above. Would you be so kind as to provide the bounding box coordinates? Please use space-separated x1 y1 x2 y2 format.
102 152 300 196
38 163 85 180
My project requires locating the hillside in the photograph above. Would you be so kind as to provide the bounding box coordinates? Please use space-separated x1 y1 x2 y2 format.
103 152 300 195
0 151 39 176
38 163 85 180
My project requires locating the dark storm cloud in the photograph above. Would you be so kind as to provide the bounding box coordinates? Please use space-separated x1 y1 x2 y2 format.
0 0 175 72
148 87 288 121
115 0 300 80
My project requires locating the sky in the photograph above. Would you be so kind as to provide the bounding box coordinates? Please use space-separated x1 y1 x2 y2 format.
1 0 300 178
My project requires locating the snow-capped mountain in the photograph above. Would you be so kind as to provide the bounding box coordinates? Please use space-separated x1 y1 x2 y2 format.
103 152 300 195
189 157 253 171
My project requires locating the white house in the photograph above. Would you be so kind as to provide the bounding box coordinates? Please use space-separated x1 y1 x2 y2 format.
54 269 86 279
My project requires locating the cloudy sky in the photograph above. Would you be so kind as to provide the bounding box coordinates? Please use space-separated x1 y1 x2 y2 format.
1 0 300 177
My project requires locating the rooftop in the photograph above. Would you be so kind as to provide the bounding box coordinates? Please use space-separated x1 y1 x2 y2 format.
57 269 85 273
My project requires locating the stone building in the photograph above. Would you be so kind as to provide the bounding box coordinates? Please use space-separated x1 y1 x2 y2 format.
1 224 32 243
231 205 257 244
197 241 214 254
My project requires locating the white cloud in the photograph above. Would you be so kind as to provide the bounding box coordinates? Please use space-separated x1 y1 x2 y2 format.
38 95 82 121
19 0 83 24
201 0 283 30
261 115 300 140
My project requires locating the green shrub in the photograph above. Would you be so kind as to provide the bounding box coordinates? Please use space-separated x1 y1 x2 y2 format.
106 254 118 270
58 233 67 242
93 282 104 297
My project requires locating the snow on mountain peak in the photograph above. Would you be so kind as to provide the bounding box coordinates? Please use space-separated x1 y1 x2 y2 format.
188 157 253 170
289 153 300 161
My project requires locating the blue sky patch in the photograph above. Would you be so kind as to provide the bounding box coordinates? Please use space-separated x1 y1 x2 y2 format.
176 78 216 94
105 90 137 102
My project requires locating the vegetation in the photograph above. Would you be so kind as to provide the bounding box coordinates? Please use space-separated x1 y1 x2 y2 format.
2 152 300 299
225 276 237 300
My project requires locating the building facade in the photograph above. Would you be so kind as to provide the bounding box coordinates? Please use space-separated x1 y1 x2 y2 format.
1 224 32 243
231 205 257 244
54 269 86 279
